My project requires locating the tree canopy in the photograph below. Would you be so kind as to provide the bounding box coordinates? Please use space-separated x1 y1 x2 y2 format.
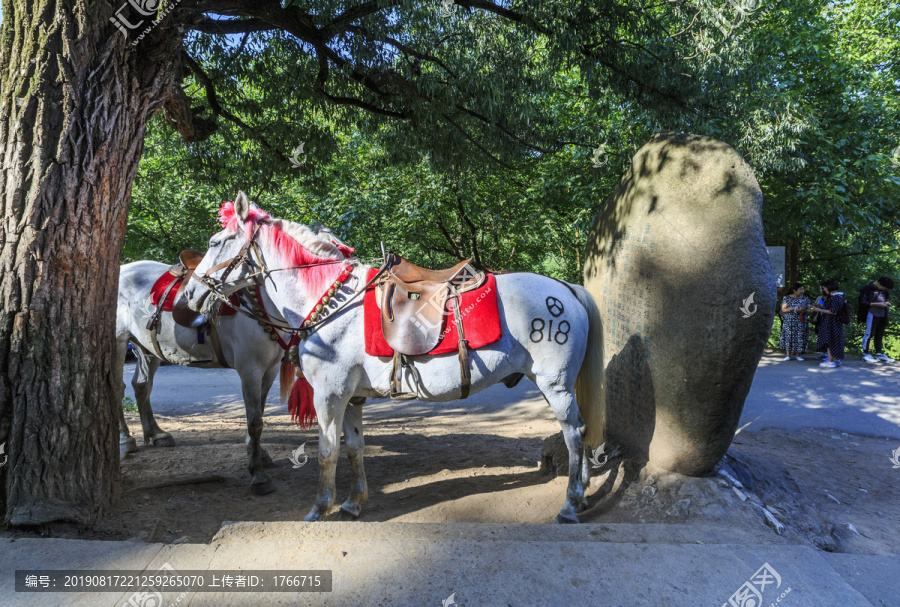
128 0 898 282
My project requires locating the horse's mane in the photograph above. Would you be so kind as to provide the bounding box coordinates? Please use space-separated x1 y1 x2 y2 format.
219 201 348 303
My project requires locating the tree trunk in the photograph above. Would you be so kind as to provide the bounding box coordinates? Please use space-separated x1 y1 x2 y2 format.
0 1 180 526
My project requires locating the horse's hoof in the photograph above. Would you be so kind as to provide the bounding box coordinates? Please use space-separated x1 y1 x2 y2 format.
120 437 139 454
339 501 362 519
304 508 324 522
251 480 276 495
150 435 176 448
554 510 580 524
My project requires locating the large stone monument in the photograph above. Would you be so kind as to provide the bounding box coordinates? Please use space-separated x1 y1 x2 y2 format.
583 132 775 476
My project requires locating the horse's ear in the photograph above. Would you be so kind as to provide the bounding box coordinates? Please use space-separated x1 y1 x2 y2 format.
234 191 250 220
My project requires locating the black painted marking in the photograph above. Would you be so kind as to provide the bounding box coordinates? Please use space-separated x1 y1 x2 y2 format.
554 320 571 344
546 296 565 317
530 318 545 343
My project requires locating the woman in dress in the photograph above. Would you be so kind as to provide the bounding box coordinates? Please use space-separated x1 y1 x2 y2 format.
778 282 810 361
811 279 845 368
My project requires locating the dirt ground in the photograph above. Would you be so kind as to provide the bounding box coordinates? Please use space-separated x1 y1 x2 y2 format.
3 406 898 557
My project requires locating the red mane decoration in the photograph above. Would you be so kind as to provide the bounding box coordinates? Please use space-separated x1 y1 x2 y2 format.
216 201 347 306
218 201 271 237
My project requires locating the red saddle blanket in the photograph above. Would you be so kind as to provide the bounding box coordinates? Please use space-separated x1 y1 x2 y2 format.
150 271 239 315
363 269 502 357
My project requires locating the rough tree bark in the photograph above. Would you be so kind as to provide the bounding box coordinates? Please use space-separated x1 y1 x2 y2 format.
0 0 181 526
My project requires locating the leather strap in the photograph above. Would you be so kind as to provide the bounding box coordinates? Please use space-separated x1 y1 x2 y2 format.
149 323 167 361
207 321 228 366
451 295 471 399
390 352 419 400
146 271 184 332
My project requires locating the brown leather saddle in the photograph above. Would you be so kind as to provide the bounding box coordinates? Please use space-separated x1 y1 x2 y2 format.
378 254 485 399
145 250 227 365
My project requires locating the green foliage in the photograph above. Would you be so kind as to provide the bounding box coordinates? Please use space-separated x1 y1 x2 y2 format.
122 396 137 414
124 0 900 305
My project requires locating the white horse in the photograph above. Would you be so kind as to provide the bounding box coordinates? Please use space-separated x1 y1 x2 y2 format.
184 193 605 523
116 230 350 494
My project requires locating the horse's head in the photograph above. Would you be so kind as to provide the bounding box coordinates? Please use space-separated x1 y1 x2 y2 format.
184 191 262 314
184 191 351 319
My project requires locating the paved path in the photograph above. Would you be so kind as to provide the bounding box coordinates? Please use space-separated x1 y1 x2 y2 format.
741 354 900 438
124 352 900 438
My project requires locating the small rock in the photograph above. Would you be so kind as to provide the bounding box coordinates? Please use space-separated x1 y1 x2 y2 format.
765 505 783 517
858 488 867 493
717 478 731 489
715 466 744 489
657 474 681 488
171 536 189 545
841 432 848 437
826 494 841 504
845 523 862 536
666 499 691 517
752 505 784 535
877 511 884 518
641 486 658 498
831 435 842 440
641 474 657 487
732 487 748 501
747 493 763 507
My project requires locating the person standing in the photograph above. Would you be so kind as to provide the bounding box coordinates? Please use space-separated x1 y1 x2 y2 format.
778 282 810 360
811 280 845 368
859 276 894 363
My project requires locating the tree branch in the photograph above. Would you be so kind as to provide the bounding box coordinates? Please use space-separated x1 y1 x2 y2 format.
181 52 288 161
190 17 275 34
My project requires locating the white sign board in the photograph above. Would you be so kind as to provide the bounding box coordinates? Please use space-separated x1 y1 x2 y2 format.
767 246 786 287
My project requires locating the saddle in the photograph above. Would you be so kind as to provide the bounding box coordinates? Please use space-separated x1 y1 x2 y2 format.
145 250 227 365
379 253 485 400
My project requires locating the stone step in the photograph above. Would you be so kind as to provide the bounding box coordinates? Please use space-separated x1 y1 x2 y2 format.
212 520 789 547
3 523 894 607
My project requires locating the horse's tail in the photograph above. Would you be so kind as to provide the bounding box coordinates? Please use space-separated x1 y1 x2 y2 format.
570 284 606 450
280 357 295 402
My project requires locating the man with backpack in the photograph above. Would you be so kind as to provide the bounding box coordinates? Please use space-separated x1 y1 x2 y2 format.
859 277 894 363
811 279 847 368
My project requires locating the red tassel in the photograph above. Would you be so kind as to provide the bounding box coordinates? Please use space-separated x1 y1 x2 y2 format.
288 376 316 429
279 360 296 402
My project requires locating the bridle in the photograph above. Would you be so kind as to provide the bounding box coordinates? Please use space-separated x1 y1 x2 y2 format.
191 220 388 337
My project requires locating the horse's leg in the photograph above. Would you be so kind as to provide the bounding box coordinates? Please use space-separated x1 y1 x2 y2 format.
305 394 346 522
240 368 275 495
116 338 138 454
537 381 586 524
251 361 279 469
340 398 368 518
132 348 175 447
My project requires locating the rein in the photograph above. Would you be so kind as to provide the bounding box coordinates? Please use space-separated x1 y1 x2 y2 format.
191 224 389 336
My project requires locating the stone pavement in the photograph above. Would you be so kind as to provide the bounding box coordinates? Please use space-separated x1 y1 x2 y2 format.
741 353 900 439
2 522 898 606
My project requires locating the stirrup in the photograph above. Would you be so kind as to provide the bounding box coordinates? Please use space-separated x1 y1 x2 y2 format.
390 352 419 400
